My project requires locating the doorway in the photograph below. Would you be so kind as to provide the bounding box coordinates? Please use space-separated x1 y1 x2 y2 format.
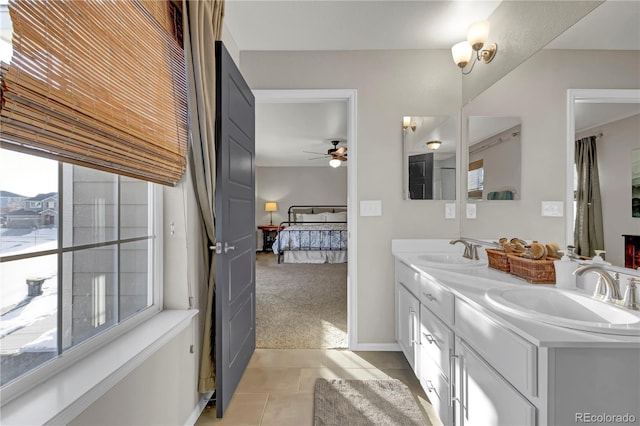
253 89 357 350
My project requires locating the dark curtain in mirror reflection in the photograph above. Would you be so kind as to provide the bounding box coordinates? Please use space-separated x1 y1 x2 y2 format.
574 135 604 257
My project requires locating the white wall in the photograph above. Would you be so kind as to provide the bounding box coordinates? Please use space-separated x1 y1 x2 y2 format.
241 49 461 345
461 49 640 245
462 1 602 104
69 327 198 426
577 114 640 267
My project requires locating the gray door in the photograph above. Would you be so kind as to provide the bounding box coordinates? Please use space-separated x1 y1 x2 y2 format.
215 40 256 418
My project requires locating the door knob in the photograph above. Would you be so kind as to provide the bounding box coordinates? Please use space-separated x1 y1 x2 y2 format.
224 242 236 253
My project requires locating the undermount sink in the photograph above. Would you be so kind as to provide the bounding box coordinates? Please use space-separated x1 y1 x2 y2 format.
409 253 488 269
485 286 640 336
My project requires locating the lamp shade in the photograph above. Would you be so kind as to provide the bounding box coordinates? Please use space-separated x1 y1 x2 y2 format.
264 202 277 212
451 41 472 68
467 20 490 50
402 116 411 129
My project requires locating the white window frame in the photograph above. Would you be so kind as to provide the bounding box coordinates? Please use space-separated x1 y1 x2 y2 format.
0 173 164 406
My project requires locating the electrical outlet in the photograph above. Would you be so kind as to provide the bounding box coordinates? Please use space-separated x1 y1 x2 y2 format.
541 201 564 217
445 203 456 219
466 203 477 219
360 200 382 216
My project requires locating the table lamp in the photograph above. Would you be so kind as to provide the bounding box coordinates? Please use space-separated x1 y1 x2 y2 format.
265 202 277 225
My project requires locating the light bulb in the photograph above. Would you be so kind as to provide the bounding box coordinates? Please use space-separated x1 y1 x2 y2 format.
329 159 341 168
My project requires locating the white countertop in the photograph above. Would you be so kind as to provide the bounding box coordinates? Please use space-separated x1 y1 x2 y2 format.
392 239 640 348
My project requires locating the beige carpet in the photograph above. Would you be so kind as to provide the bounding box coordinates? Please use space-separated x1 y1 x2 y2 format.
256 252 347 348
314 378 427 426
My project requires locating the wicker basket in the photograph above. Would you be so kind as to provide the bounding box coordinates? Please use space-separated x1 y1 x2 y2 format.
507 254 556 284
486 248 510 272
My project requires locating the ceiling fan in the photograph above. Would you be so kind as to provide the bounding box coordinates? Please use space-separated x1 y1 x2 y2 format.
305 140 348 162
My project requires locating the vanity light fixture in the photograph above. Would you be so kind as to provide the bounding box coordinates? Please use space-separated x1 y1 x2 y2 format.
403 116 417 132
329 158 342 168
451 20 498 75
426 140 442 150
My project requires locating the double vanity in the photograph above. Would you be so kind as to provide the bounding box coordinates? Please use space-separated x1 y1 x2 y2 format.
393 239 640 426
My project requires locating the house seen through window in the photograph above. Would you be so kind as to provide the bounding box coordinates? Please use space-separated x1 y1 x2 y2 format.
0 148 158 388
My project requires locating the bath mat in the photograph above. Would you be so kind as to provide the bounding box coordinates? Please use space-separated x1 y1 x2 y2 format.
314 378 427 426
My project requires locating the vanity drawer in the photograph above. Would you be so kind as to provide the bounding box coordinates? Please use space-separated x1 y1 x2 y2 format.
420 304 454 376
396 260 420 298
455 298 538 397
420 274 454 324
420 354 452 426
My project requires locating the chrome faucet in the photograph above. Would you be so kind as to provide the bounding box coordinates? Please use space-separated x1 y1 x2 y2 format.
573 265 622 304
450 239 480 260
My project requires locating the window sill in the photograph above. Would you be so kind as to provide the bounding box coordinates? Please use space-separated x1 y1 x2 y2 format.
0 309 198 425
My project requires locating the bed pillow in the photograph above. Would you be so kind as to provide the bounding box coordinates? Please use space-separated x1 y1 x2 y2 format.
298 213 326 223
324 211 347 222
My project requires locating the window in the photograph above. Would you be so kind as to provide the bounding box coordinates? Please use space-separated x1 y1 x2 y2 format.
468 159 484 199
0 148 160 393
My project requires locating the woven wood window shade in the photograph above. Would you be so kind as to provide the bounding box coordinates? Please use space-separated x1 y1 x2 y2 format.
0 0 188 186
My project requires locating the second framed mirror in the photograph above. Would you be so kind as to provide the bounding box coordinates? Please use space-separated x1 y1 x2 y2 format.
467 116 522 201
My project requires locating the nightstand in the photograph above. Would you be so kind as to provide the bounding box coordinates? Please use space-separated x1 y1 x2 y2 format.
258 225 281 252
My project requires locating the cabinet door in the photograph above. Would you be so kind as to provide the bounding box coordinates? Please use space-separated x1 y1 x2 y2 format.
455 339 535 426
397 284 420 371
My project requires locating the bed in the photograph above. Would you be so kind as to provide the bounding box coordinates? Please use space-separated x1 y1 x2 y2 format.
272 205 348 264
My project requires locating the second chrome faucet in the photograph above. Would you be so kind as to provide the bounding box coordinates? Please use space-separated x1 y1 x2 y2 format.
450 239 480 260
573 265 639 310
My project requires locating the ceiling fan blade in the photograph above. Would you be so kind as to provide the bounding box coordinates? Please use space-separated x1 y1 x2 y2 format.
335 146 347 155
303 150 327 155
308 155 329 160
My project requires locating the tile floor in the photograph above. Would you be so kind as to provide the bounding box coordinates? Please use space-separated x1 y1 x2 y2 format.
195 349 442 426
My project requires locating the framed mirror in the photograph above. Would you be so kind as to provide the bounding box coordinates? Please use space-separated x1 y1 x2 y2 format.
467 116 521 201
402 116 457 200
567 89 640 268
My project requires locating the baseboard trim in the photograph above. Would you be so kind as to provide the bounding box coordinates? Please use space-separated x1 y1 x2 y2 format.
185 392 214 425
350 342 401 351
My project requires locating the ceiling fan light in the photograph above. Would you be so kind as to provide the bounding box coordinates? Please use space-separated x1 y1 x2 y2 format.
329 158 341 168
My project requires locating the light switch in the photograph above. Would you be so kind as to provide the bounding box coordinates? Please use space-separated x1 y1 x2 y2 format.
360 200 382 217
466 203 477 219
445 203 456 219
541 201 564 217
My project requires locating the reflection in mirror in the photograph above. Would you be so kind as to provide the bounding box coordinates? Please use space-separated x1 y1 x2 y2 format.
402 116 456 200
467 117 521 201
568 90 640 268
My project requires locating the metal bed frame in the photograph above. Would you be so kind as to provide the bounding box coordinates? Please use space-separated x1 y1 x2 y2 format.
275 205 347 264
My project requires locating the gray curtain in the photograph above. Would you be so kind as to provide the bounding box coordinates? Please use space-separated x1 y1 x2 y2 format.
574 135 604 257
183 0 225 393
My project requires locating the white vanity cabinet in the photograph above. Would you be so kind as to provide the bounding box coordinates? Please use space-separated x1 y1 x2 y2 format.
396 259 536 425
453 338 536 426
396 260 421 371
394 247 640 426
